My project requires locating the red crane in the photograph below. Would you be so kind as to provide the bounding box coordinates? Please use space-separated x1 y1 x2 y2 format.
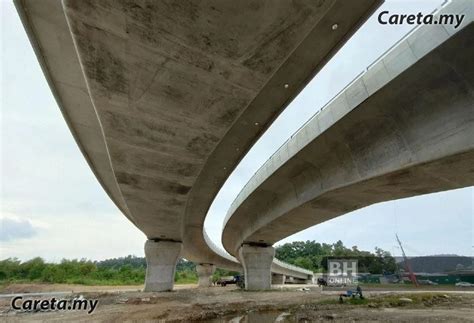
396 234 418 287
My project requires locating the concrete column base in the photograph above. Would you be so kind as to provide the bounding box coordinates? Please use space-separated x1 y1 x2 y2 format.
238 244 274 290
272 273 286 285
196 264 215 287
144 240 182 292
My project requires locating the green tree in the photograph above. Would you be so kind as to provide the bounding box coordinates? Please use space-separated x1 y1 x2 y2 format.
21 257 46 280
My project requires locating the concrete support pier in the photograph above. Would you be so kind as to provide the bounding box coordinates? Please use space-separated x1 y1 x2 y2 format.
271 273 286 285
239 244 275 290
144 240 182 292
196 264 215 287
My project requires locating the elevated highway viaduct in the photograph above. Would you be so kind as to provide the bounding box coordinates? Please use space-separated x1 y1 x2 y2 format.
223 1 474 290
14 0 380 290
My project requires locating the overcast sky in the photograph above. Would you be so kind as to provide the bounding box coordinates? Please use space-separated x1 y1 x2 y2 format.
1 0 472 262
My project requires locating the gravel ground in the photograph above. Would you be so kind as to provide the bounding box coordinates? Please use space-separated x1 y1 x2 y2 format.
1 283 473 322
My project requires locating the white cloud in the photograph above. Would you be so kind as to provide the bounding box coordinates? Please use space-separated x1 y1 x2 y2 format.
0 214 39 242
0 211 145 262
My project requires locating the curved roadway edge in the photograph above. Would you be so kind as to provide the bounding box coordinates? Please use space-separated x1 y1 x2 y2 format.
183 0 383 274
13 0 137 226
223 1 474 257
14 0 380 280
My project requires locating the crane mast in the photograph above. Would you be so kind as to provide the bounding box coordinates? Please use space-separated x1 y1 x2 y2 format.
396 234 418 287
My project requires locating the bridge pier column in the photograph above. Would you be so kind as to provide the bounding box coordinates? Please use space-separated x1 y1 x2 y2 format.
272 273 286 285
196 264 215 287
238 244 274 290
144 240 182 292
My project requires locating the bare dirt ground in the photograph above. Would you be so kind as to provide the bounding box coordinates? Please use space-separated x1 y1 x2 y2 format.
0 283 198 294
0 283 145 294
1 283 473 322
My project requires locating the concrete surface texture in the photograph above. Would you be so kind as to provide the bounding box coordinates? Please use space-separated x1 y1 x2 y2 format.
196 264 215 288
14 0 381 289
239 245 275 290
144 240 182 292
271 273 286 285
223 2 474 258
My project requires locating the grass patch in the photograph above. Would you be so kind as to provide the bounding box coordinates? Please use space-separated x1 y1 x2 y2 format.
175 277 198 284
2 278 144 286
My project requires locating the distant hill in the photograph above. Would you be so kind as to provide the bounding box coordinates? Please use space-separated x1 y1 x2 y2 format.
397 256 473 273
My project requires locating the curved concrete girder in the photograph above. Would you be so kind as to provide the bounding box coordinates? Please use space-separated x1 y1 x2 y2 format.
177 0 382 266
14 0 136 225
272 259 313 280
15 0 381 276
223 20 474 256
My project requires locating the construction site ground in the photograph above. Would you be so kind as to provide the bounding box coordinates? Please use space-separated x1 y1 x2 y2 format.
1 283 473 322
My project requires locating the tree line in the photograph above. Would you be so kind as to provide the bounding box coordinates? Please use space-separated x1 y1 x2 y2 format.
275 240 396 274
0 255 232 285
0 240 396 285
0 257 145 285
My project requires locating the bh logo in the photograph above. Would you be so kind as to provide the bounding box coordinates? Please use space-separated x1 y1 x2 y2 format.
328 259 358 285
